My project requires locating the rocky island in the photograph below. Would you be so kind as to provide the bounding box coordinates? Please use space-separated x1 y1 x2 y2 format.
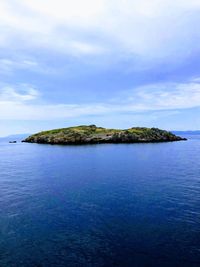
22 125 186 145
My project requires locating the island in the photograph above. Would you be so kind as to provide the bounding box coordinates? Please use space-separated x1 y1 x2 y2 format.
22 125 187 145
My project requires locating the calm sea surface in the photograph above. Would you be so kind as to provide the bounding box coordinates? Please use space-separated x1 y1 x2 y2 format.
0 136 200 267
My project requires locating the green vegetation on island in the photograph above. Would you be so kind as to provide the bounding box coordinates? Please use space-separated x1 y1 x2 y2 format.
22 125 186 145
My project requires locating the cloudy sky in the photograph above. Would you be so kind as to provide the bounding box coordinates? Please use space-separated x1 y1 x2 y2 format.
1 0 200 136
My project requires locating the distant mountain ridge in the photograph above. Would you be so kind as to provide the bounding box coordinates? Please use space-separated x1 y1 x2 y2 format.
173 131 200 135
0 134 30 141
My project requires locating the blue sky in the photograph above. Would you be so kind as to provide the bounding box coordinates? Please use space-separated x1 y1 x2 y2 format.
1 0 200 136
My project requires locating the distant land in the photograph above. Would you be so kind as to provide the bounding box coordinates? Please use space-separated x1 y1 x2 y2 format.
22 125 186 145
173 131 200 135
0 134 30 142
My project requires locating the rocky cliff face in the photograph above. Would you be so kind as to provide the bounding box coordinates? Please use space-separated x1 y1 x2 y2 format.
22 125 186 145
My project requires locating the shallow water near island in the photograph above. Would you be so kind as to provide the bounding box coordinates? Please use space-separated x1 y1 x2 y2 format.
0 136 200 267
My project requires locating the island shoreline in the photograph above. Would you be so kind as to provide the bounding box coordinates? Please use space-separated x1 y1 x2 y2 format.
22 125 187 145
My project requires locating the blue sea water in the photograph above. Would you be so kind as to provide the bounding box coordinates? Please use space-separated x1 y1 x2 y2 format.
0 136 200 267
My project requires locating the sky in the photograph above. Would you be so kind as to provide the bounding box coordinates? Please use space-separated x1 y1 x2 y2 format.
1 0 200 136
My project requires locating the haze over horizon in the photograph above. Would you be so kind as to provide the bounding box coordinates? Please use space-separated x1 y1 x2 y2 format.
1 0 200 136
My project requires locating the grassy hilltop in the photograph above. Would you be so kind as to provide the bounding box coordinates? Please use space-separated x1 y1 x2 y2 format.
23 125 186 145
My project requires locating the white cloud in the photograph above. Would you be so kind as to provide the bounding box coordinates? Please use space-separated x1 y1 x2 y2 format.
124 80 200 110
21 0 106 23
0 85 39 102
0 58 39 73
1 1 200 123
1 79 200 121
0 0 200 62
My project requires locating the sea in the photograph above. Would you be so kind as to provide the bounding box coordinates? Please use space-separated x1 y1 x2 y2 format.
0 135 199 267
